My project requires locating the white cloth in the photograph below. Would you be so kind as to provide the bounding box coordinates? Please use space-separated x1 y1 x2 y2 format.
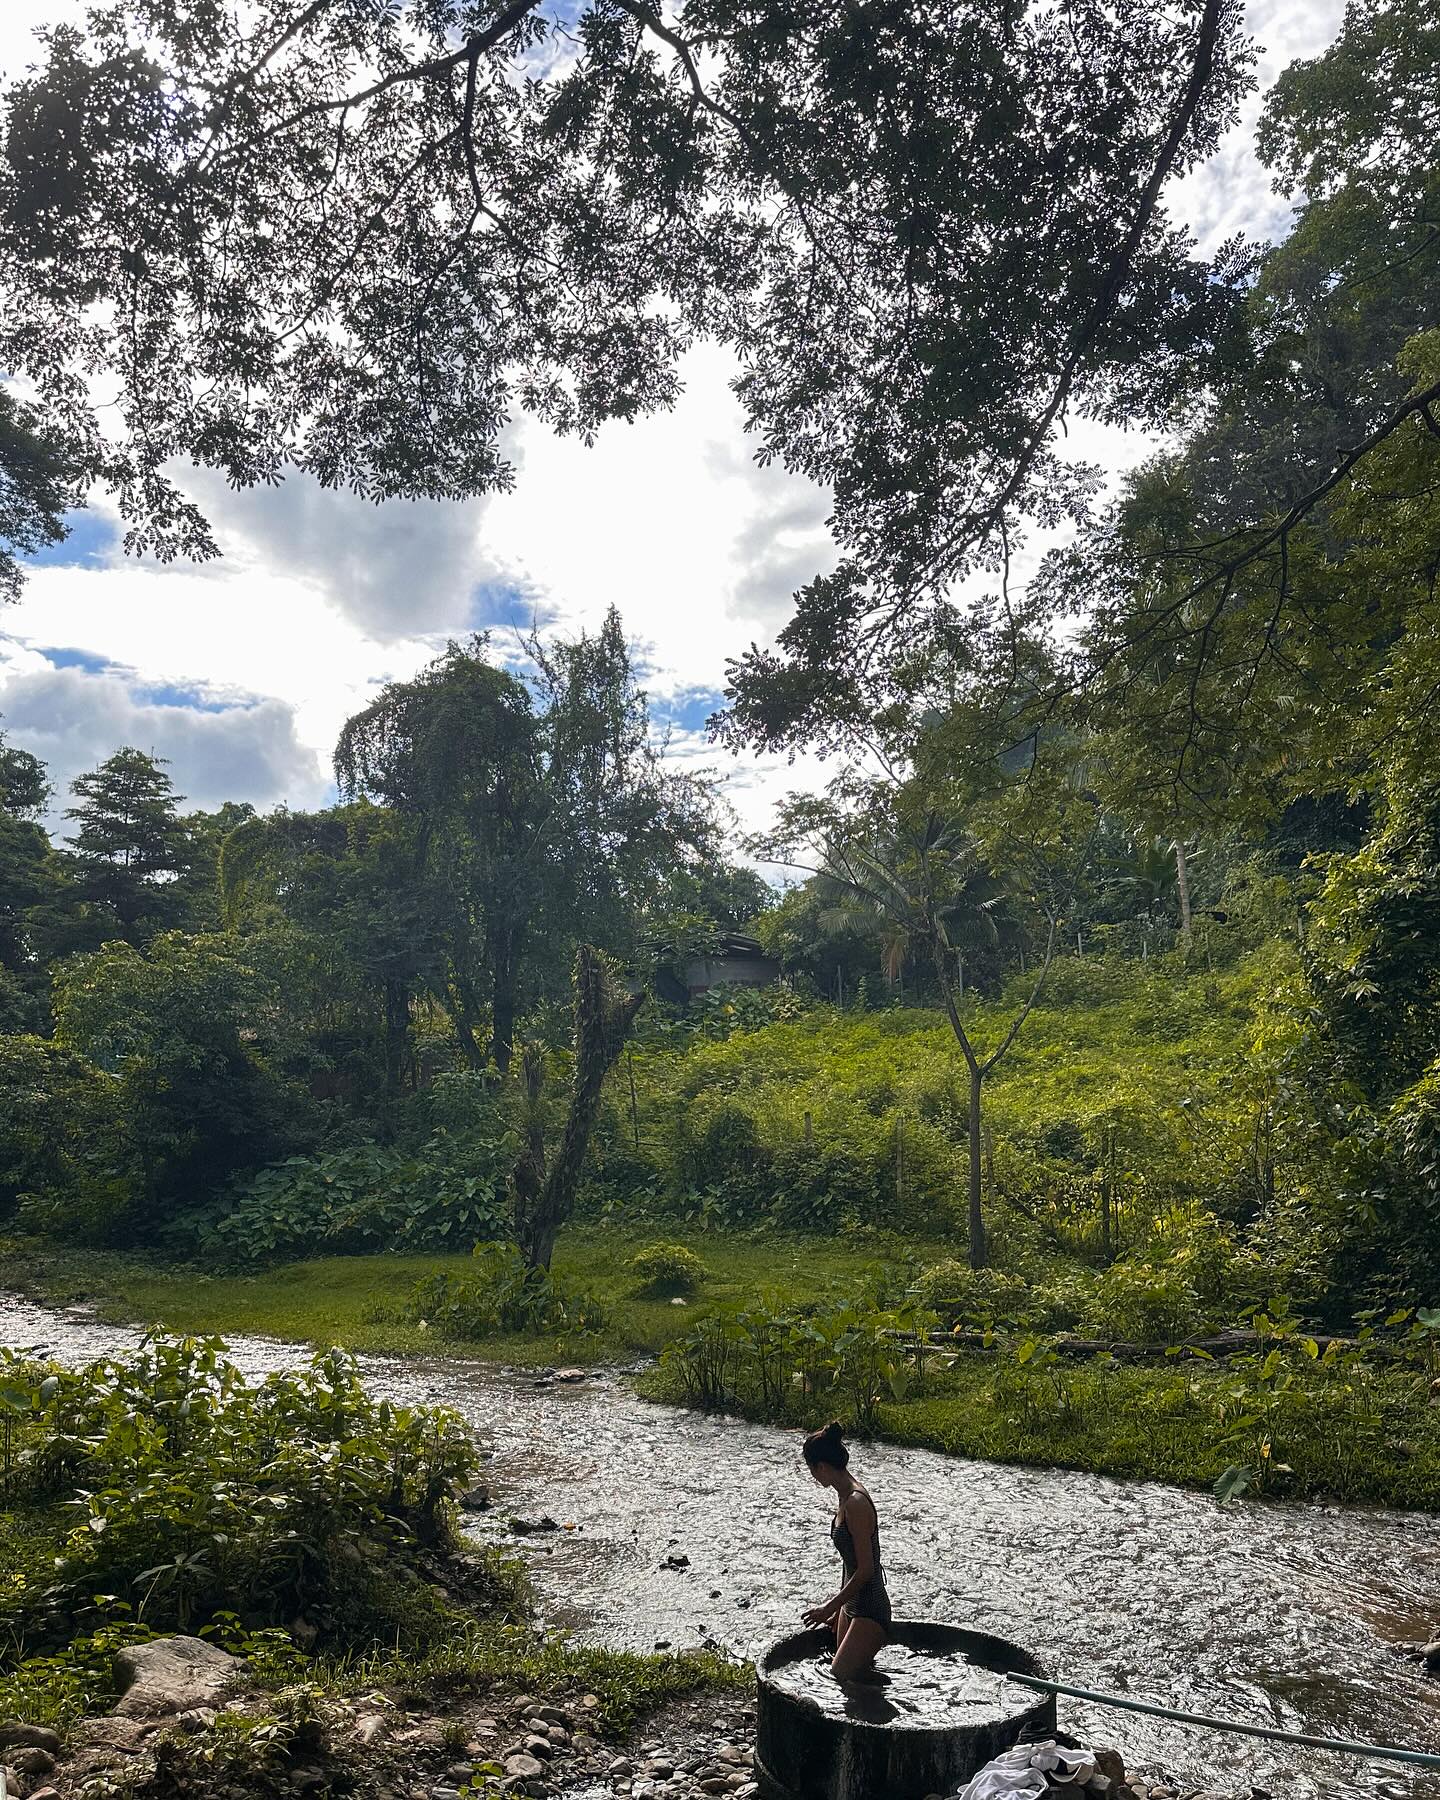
955 1740 1095 1800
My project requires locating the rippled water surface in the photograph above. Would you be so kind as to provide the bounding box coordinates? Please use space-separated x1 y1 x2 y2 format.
4 1292 1440 1800
767 1642 1012 1727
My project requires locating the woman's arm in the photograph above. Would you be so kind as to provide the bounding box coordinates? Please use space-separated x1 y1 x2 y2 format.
801 1494 877 1625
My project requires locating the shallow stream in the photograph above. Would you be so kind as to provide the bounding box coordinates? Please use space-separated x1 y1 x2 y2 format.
4 1292 1440 1800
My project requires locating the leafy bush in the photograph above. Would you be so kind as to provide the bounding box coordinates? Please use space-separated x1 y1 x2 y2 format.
628 1241 707 1295
410 1243 609 1339
913 1260 1031 1325
211 1128 516 1262
0 1334 478 1649
0 1035 136 1242
660 1294 939 1426
1085 1258 1204 1344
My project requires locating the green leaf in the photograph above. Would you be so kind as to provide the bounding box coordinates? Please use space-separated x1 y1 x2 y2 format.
1213 1464 1254 1505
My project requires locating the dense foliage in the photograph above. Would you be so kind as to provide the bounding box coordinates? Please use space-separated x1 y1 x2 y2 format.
0 1334 481 1659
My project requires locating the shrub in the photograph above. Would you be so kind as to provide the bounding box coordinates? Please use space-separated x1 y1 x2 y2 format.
0 1035 136 1242
913 1260 1031 1326
211 1130 515 1263
410 1243 609 1340
628 1242 707 1295
0 1335 478 1649
1086 1259 1204 1344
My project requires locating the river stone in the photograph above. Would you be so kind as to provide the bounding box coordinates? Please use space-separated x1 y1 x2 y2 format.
523 1734 554 1758
9 1749 55 1778
113 1635 240 1717
0 1728 61 1756
506 1753 545 1780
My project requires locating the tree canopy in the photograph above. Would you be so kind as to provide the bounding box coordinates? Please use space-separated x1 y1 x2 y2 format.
1 0 1249 618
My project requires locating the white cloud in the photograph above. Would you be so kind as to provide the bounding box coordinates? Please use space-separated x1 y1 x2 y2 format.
181 465 516 644
0 642 324 828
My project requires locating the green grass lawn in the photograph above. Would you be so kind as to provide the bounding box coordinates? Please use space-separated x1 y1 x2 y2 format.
8 1225 1439 1509
0 1223 938 1364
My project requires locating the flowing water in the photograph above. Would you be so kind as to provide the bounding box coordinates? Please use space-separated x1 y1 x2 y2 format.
4 1292 1440 1800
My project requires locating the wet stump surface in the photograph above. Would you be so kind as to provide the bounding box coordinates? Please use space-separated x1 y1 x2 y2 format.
756 1620 1053 1800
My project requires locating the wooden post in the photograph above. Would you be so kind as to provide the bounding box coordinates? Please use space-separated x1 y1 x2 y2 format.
1100 1125 1113 1262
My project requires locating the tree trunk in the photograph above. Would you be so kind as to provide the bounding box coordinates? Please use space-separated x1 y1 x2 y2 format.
490 928 519 1073
511 1042 548 1250
449 973 487 1071
968 1065 986 1270
383 978 411 1102
1173 839 1193 952
514 945 643 1269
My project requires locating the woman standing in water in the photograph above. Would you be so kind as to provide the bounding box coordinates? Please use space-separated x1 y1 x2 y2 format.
801 1421 892 1680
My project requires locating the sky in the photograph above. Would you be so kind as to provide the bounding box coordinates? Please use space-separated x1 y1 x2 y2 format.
0 0 1345 850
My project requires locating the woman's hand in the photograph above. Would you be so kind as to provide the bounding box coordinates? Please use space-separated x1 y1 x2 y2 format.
803 1601 838 1628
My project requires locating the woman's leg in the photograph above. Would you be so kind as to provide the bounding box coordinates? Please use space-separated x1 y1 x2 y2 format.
831 1615 886 1681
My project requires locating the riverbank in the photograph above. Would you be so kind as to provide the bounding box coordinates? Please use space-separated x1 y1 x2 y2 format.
0 1226 942 1365
4 1289 1438 1800
4 1228 1440 1509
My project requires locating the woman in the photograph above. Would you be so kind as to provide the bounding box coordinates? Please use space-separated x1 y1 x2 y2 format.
801 1420 891 1680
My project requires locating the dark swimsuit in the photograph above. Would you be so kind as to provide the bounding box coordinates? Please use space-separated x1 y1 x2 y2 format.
831 1492 892 1630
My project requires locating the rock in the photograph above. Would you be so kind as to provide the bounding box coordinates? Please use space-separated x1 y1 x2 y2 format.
447 1762 476 1781
524 1734 554 1759
0 1765 27 1800
113 1636 240 1718
74 1716 157 1751
670 1298 688 1307
506 1754 546 1780
664 1554 691 1571
654 1640 672 1651
291 1768 328 1793
1424 1640 1440 1672
699 1780 733 1794
8 1749 54 1777
460 1485 492 1510
1094 1752 1127 1786
1087 1778 1114 1796
509 1517 560 1535
534 1705 571 1727
356 1713 388 1746
557 1369 585 1383
0 1730 60 1756
26 1790 60 1800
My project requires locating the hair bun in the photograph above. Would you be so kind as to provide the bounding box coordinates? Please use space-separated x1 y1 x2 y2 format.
801 1419 850 1469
